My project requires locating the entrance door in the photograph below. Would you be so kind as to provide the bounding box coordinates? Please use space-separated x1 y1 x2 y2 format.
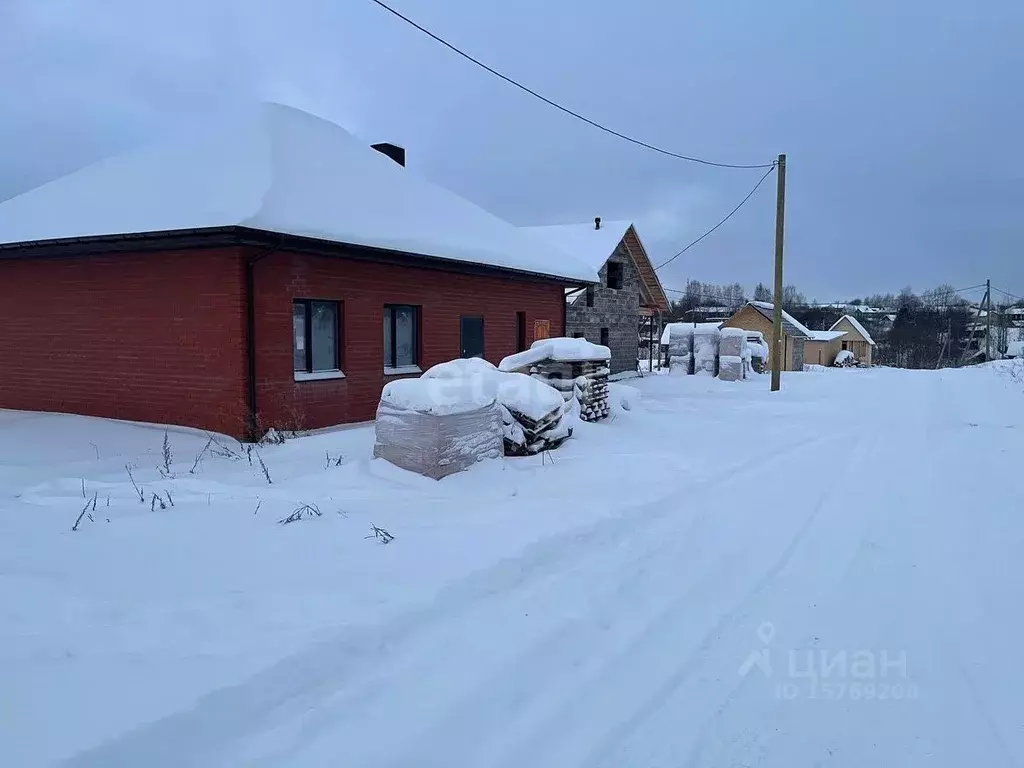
460 316 485 358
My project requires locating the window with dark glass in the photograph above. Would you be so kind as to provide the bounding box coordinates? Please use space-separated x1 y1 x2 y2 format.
293 299 340 373
461 316 485 358
516 312 527 352
586 287 595 307
600 327 610 347
606 261 623 289
384 305 419 368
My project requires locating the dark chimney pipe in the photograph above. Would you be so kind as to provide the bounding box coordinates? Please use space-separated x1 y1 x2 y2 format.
371 142 406 167
594 216 601 230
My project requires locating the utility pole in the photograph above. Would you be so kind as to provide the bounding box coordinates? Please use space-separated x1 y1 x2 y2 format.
770 154 787 392
985 278 992 361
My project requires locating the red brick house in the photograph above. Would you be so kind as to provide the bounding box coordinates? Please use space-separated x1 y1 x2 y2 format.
0 104 596 439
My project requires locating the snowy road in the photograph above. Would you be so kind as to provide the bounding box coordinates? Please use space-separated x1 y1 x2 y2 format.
4 366 1024 766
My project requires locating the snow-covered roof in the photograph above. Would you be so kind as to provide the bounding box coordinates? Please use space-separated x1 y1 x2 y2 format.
748 302 813 339
830 314 876 345
0 103 598 283
521 220 633 273
807 330 847 342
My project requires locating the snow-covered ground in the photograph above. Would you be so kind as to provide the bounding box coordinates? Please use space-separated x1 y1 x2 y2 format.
3 363 1024 767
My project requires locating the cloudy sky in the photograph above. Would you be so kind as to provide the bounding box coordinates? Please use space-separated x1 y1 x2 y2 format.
2 0 1022 300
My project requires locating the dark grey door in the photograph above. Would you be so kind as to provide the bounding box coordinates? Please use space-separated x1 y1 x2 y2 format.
461 316 485 358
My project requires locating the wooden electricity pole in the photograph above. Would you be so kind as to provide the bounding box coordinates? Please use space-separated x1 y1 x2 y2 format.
985 278 992 361
770 154 787 392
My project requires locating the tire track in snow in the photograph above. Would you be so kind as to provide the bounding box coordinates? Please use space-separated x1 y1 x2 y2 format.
573 434 870 768
59 428 858 768
251 428 871 768
673 427 882 768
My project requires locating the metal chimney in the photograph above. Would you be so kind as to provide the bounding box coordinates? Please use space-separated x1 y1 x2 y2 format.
371 142 406 167
594 216 602 230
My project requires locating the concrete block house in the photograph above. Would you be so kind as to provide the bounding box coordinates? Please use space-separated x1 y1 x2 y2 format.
0 103 597 439
521 219 670 375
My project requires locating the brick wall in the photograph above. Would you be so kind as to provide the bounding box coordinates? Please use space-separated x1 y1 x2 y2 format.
0 244 567 438
252 248 566 432
0 247 249 436
566 241 641 374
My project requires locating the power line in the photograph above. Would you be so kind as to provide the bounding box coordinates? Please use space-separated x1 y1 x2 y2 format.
654 165 776 270
367 0 775 170
992 286 1024 303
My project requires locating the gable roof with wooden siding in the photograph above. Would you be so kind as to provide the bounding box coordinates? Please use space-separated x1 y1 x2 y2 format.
830 314 876 345
745 302 813 338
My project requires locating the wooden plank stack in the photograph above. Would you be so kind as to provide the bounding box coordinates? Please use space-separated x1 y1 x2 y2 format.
501 402 573 455
530 360 611 422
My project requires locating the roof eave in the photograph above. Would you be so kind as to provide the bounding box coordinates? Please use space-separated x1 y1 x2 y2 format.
0 225 594 285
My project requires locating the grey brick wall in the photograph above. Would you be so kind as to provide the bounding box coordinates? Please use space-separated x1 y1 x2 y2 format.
566 242 642 374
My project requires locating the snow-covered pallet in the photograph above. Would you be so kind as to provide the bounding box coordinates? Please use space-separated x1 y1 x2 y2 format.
501 338 612 422
373 388 504 480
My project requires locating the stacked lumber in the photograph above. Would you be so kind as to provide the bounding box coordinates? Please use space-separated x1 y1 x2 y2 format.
501 401 573 455
532 360 611 422
499 337 612 423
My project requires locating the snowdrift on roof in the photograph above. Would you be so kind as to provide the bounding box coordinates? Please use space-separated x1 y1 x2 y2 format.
0 103 598 283
520 220 632 273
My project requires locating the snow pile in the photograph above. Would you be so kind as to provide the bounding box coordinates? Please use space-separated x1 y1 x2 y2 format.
718 328 748 382
422 360 564 423
1005 341 1024 358
745 330 769 373
664 323 695 376
833 349 856 367
378 377 495 416
608 383 642 413
422 357 499 379
499 337 611 372
693 325 721 377
374 383 503 479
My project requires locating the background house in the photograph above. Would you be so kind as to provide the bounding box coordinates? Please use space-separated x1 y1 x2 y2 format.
720 301 813 371
0 103 596 439
830 315 875 365
522 218 669 375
